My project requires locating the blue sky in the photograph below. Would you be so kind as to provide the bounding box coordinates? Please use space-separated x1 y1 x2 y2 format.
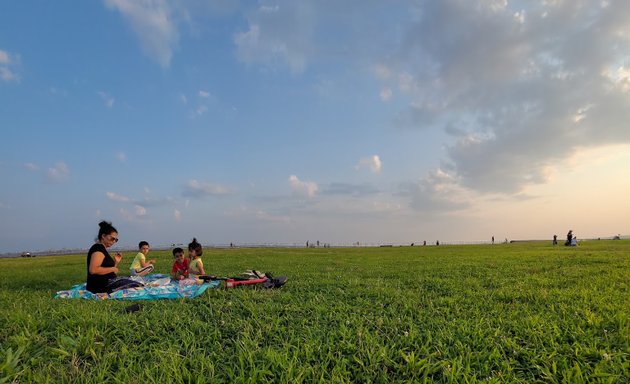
1 1 630 253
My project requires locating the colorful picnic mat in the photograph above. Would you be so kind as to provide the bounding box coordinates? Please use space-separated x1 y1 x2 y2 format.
55 274 220 300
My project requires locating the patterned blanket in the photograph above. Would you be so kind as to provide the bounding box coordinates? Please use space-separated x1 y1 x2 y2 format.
55 274 220 300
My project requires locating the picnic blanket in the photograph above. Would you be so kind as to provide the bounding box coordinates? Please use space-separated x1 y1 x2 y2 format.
55 274 220 300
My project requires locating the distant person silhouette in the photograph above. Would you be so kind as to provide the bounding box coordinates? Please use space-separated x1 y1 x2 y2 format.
565 230 573 246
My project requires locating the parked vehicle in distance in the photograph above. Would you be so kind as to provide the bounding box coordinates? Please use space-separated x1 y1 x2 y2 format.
21 252 33 257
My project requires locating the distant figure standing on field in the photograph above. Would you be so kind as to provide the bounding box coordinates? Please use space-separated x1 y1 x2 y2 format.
553 235 558 245
565 230 573 246
86 221 142 294
492 236 495 244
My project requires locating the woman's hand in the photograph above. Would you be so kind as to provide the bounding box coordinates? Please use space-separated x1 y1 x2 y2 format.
114 252 122 265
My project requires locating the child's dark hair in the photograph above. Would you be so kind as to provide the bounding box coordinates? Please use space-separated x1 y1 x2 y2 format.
96 221 117 242
138 241 149 249
172 247 184 257
188 238 203 256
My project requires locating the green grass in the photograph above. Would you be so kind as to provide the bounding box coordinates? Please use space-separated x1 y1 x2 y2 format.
0 241 628 383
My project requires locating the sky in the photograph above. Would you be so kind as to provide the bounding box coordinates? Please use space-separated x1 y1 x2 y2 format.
1 0 630 253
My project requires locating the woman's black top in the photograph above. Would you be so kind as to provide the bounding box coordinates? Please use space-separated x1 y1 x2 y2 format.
86 243 116 293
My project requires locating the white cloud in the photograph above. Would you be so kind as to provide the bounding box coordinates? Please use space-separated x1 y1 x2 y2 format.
119 206 151 222
107 189 176 213
24 163 39 172
256 209 291 223
46 162 70 183
398 73 414 93
224 204 292 224
379 88 392 102
322 182 380 197
134 205 147 216
356 155 382 174
234 2 314 73
97 91 115 108
49 87 68 97
381 0 630 195
486 0 508 13
402 168 470 214
133 195 176 207
174 209 182 222
373 64 391 80
603 65 630 93
188 90 218 117
0 49 20 82
183 179 233 198
288 175 318 198
0 68 16 82
106 191 130 203
119 208 134 221
104 0 179 68
195 105 207 116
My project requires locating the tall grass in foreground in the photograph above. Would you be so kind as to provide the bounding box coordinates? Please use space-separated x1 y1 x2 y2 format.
0 241 628 383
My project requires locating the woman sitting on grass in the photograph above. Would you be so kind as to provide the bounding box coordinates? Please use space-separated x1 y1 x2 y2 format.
86 221 142 295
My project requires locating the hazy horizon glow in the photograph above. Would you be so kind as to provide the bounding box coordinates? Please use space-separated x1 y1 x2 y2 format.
1 1 629 253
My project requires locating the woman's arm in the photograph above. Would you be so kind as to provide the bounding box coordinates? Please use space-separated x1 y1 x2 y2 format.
89 252 118 275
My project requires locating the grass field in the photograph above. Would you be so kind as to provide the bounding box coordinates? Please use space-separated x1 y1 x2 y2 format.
0 241 628 383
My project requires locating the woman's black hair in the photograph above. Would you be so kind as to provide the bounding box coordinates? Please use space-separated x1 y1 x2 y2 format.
188 237 203 256
96 221 117 242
